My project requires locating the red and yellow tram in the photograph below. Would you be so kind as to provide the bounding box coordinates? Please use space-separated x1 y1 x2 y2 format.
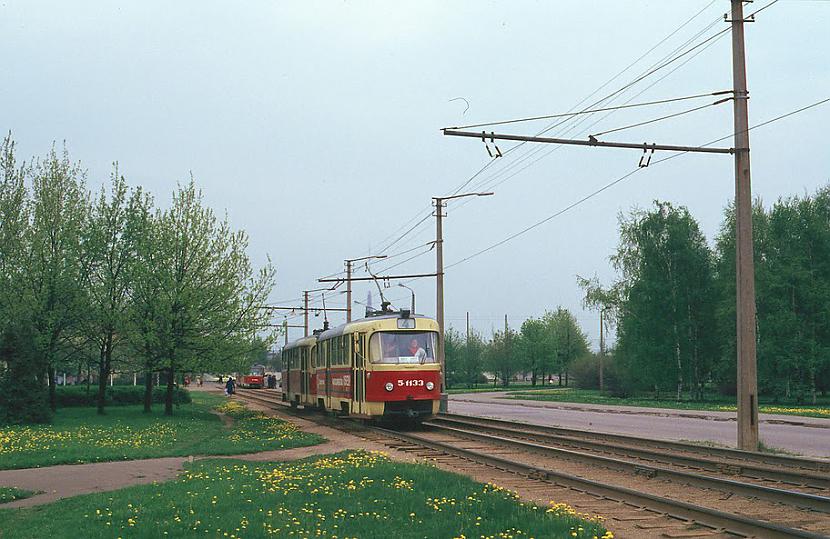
281 310 440 421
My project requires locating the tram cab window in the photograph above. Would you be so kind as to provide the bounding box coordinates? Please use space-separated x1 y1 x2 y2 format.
368 332 437 364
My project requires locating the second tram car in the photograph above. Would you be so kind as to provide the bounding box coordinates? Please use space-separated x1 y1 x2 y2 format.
281 309 441 421
239 364 266 389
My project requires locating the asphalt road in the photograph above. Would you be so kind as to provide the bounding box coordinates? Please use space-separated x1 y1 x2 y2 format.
447 392 830 458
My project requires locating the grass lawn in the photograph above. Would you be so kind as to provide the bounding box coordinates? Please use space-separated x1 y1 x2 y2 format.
503 388 830 419
0 487 37 505
0 393 324 470
0 451 611 539
447 382 541 394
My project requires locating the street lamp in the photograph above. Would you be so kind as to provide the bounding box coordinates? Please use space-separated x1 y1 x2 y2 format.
345 254 387 322
398 283 416 313
433 191 494 412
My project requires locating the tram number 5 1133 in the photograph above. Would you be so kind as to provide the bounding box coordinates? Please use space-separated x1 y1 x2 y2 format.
398 379 424 387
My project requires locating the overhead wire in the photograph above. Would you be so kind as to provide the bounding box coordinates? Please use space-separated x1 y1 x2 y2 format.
445 95 830 271
446 91 730 131
589 98 732 138
453 15 734 208
295 1 744 296
354 1 724 267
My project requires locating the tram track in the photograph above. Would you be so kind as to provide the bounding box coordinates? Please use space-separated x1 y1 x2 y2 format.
438 412 830 476
429 414 830 493
233 389 830 538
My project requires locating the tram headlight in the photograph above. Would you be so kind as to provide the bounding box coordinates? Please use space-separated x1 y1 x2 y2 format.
384 382 394 392
426 382 434 391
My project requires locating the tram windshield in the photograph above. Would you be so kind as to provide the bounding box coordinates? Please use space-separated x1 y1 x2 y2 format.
369 332 437 364
250 365 265 376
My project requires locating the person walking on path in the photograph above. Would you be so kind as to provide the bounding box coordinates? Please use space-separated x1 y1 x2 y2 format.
225 377 235 396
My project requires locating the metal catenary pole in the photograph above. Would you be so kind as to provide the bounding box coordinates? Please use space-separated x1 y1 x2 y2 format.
730 0 759 451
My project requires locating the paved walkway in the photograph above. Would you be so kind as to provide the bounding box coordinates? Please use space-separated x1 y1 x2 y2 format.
448 392 830 457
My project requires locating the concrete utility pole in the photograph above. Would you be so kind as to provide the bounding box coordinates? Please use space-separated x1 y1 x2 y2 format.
303 291 310 337
730 0 759 451
345 255 387 322
433 192 494 412
599 309 605 393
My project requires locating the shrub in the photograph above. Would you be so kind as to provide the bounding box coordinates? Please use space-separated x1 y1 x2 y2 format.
54 385 191 407
570 354 600 390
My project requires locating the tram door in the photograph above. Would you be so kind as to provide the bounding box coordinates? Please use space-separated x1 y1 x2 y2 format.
324 340 331 410
301 348 308 401
352 333 366 415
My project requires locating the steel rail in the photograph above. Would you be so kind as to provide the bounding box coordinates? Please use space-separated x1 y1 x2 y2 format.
431 415 830 490
441 411 830 474
424 421 830 513
368 425 828 539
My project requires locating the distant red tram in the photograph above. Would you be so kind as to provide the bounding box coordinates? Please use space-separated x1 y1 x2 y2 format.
239 364 266 389
281 310 441 421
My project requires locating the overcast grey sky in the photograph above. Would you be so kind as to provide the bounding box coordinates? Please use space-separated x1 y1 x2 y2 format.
3 1 829 349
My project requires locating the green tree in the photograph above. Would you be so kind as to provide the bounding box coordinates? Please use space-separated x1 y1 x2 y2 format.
544 308 590 386
612 202 718 400
484 328 518 388
18 146 89 413
130 180 274 415
517 318 554 387
443 328 464 388
0 134 44 422
81 167 150 414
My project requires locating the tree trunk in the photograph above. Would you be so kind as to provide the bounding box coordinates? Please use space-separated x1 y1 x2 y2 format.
46 365 57 411
143 366 154 413
165 364 175 416
96 339 111 415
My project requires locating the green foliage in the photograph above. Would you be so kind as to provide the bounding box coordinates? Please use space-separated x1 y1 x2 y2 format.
129 181 275 415
0 135 274 421
611 202 718 400
716 191 830 404
0 451 607 539
444 328 487 388
53 386 191 407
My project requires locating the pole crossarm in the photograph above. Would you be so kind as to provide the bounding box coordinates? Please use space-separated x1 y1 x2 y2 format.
318 272 439 283
442 129 734 155
259 305 349 312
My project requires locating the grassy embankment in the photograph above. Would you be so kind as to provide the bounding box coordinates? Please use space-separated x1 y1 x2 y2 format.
498 387 830 419
0 392 324 470
0 450 612 539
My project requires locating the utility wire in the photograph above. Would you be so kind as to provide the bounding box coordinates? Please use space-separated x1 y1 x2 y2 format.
456 19 733 208
590 98 731 138
447 92 730 131
445 95 830 271
314 1 727 281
